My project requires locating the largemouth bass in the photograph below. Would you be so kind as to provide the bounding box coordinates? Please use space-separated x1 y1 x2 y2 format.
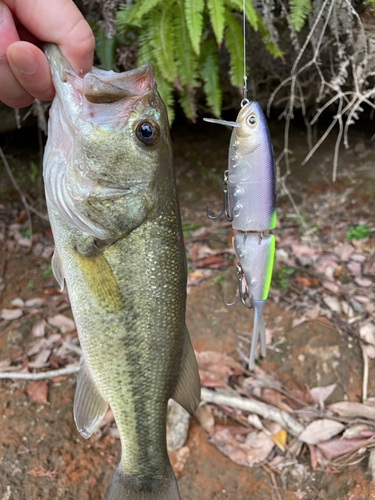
43 44 200 500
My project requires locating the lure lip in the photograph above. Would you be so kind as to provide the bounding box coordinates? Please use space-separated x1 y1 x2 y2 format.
203 118 241 128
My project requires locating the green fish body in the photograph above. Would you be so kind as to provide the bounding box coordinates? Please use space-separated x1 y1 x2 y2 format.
43 44 200 500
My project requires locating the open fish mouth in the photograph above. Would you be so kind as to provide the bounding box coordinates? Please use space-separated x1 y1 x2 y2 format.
44 44 156 128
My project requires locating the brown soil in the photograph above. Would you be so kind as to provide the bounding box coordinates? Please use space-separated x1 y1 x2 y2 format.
1 119 375 500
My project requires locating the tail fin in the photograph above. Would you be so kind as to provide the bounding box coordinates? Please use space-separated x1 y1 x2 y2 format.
249 301 266 370
106 465 181 500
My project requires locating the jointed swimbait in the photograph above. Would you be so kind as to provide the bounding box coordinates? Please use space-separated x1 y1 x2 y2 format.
204 101 276 369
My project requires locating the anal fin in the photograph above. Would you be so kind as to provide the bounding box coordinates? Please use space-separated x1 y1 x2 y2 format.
52 248 64 291
171 329 200 416
74 357 109 439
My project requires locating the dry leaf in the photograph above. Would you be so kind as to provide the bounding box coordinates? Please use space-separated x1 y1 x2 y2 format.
195 404 215 433
323 296 341 314
355 277 372 288
310 384 337 408
195 351 244 386
28 348 52 368
27 465 57 478
335 244 354 262
32 319 46 338
209 428 274 467
322 281 340 293
298 419 345 445
272 429 287 451
25 298 45 308
48 314 75 333
329 401 375 420
10 298 24 308
26 381 48 404
347 261 361 276
317 437 374 460
359 324 375 359
1 309 23 320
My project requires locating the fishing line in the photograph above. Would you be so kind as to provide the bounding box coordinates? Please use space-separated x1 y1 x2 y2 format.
241 0 249 108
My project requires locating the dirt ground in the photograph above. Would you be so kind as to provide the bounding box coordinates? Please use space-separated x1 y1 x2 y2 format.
1 116 375 500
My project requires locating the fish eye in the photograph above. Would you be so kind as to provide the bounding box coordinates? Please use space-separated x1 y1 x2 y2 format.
136 120 159 145
247 115 257 125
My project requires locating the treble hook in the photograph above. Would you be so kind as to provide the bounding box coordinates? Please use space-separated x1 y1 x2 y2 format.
206 171 233 222
223 262 252 309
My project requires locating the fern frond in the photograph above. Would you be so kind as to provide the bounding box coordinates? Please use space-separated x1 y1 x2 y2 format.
137 29 153 65
225 0 258 31
95 29 115 70
134 0 165 21
150 6 178 83
289 0 311 32
178 88 197 121
185 0 205 55
207 0 225 44
156 75 175 124
174 1 198 87
259 17 284 58
116 4 141 29
199 39 222 116
224 10 243 87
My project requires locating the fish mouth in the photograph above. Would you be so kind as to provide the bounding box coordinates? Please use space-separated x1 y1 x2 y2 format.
44 44 156 128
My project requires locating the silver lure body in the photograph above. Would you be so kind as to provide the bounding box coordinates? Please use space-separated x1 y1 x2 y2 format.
205 101 276 369
228 101 276 232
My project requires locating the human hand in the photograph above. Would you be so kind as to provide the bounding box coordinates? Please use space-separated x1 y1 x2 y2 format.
0 0 94 108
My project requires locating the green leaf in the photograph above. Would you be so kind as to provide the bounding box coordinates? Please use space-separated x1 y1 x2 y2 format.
225 0 258 31
95 29 115 70
199 39 222 117
224 10 243 86
289 0 312 31
207 0 225 44
134 0 165 21
258 16 284 58
185 0 205 55
345 225 371 240
116 4 141 29
150 6 178 82
178 88 197 121
137 21 175 123
174 1 198 86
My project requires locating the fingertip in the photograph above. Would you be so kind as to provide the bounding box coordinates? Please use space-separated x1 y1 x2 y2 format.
8 42 55 101
60 19 95 76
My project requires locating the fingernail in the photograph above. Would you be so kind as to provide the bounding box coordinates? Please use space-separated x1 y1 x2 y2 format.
10 47 38 75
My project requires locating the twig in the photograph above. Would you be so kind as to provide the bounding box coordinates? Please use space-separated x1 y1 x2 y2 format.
0 146 49 222
201 388 304 437
363 351 369 403
0 364 79 380
0 146 32 246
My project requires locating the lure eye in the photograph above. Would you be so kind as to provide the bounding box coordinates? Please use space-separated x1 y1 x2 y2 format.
136 120 159 145
248 115 257 125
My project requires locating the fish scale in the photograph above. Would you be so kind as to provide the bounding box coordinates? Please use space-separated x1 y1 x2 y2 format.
44 44 200 500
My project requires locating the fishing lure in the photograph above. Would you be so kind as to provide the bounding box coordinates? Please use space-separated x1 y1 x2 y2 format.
204 101 276 369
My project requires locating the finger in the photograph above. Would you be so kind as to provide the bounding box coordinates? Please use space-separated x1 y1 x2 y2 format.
0 1 34 107
5 0 94 75
7 42 55 102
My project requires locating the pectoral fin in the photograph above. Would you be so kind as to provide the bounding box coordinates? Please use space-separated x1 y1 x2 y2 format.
172 330 200 416
51 248 64 291
74 358 109 439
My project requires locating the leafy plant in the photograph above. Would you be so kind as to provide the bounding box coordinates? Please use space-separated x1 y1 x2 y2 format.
272 266 295 290
345 225 371 240
116 0 283 122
